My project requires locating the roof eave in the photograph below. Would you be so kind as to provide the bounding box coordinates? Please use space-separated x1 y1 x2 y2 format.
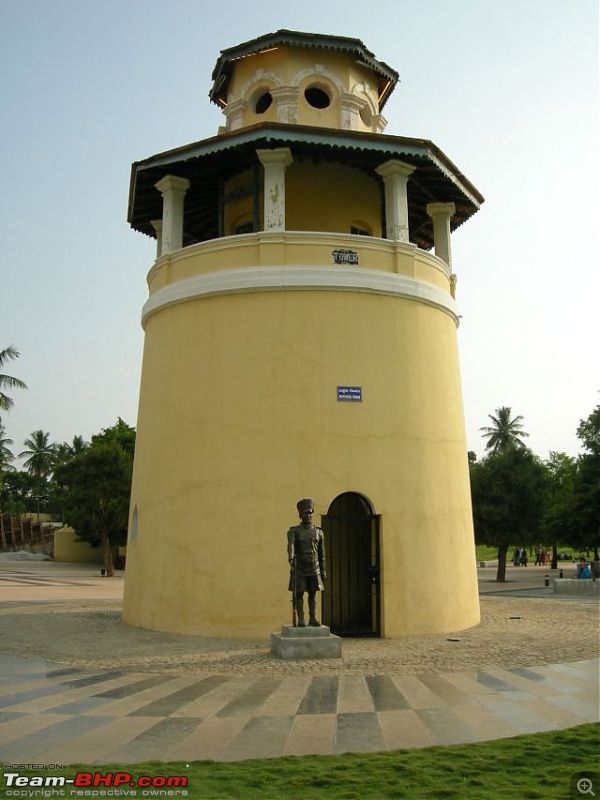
130 123 484 211
209 29 399 108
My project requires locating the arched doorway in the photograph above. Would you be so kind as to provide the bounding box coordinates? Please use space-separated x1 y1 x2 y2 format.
321 492 381 636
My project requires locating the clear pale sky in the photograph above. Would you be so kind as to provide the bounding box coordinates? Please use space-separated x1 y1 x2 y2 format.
1 0 598 465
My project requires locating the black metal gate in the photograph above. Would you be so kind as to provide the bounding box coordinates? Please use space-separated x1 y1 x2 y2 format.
321 493 380 636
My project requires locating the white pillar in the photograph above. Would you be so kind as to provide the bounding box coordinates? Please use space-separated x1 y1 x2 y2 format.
223 99 248 131
426 202 456 268
256 148 293 231
340 93 364 130
271 86 299 124
375 160 416 242
154 175 191 255
150 219 163 259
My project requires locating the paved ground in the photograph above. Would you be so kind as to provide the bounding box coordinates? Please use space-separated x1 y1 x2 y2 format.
0 560 597 764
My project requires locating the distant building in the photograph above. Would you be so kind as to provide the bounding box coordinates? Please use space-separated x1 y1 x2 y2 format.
122 30 484 639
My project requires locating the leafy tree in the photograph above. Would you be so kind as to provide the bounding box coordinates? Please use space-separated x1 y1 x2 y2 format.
0 470 37 514
91 417 136 457
480 406 529 453
577 404 600 456
570 405 600 559
0 346 27 420
470 447 547 581
542 452 577 568
56 442 132 576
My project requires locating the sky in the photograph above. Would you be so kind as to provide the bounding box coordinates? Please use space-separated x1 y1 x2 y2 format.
1 0 598 466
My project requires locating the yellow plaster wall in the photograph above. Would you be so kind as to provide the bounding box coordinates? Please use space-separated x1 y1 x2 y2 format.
53 526 103 564
286 161 381 235
123 274 479 638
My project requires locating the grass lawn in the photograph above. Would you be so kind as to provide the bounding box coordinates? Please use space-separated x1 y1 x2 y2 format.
9 723 599 799
475 544 583 562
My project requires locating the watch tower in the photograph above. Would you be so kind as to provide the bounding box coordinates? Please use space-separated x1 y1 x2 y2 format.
122 30 484 639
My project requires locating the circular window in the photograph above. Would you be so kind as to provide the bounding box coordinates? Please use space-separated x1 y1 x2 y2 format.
255 91 273 114
304 86 330 109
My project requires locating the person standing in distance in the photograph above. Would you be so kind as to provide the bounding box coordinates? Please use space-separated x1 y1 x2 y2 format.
287 498 326 627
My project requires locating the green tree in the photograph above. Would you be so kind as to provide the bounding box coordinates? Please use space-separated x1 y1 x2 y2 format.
0 346 27 420
53 435 89 468
56 442 132 576
480 406 530 453
19 430 59 517
0 424 16 501
91 417 136 457
571 404 600 559
470 447 547 581
0 470 37 514
0 424 15 473
543 452 577 568
19 430 57 485
577 404 600 456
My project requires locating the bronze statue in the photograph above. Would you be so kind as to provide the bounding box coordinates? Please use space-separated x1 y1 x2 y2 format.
287 498 326 627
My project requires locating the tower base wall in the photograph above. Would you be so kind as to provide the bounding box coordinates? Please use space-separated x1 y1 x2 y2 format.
122 275 480 639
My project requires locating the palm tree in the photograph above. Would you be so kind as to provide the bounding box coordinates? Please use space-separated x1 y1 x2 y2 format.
480 406 530 453
19 430 58 483
53 435 89 468
0 424 16 472
0 346 27 420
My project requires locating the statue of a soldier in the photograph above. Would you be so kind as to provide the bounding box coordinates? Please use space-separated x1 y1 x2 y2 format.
287 498 326 627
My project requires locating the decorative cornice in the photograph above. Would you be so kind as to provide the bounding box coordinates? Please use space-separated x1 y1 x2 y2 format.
141 266 459 328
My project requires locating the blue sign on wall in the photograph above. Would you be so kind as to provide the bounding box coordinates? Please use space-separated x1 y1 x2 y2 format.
337 386 363 402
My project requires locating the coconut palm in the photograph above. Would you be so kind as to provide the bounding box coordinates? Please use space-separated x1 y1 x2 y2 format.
0 346 27 419
19 429 58 482
53 435 89 467
0 424 16 472
480 406 529 453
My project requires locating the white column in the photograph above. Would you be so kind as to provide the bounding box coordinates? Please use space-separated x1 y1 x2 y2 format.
426 202 456 268
223 99 248 131
340 93 364 130
150 219 163 259
271 86 299 124
375 160 416 242
154 175 191 254
256 148 293 231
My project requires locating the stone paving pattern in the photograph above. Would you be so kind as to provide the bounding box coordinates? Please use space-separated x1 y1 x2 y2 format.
0 561 598 763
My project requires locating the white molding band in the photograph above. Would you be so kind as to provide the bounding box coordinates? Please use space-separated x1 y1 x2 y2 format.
141 266 460 328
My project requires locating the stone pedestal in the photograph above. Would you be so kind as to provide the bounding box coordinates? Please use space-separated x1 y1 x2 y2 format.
270 624 342 660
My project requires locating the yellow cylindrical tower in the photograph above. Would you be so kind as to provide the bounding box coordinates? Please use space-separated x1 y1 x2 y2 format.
122 30 484 639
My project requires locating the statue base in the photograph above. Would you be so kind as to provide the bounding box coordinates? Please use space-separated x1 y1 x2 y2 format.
270 623 342 660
